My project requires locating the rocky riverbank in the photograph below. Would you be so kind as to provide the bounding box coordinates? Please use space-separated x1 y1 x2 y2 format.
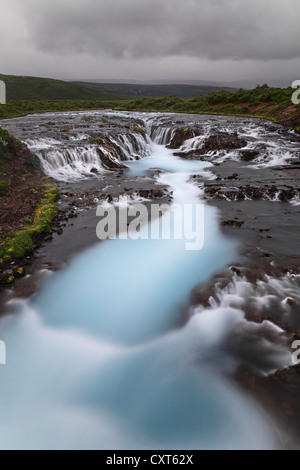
178 124 300 448
0 128 60 288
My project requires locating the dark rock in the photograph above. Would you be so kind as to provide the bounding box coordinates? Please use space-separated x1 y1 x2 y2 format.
202 132 247 152
239 149 260 161
221 219 245 228
167 128 201 149
286 298 298 307
231 266 241 276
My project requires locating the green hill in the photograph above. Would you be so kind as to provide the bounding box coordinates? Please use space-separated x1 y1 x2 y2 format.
0 74 128 101
72 81 237 99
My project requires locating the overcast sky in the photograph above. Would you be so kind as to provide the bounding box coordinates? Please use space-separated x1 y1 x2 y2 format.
0 0 299 84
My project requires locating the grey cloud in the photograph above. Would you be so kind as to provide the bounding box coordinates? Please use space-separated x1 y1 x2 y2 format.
18 0 300 61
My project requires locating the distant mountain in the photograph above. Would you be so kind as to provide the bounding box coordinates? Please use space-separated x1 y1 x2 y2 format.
71 78 295 90
71 81 237 99
0 74 127 101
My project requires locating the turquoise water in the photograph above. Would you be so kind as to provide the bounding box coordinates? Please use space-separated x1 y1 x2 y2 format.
0 131 277 449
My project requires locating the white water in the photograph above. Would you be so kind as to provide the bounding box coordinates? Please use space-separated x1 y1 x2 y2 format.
26 132 151 182
0 115 288 449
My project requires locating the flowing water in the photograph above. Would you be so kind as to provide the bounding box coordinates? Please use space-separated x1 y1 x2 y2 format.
0 111 294 449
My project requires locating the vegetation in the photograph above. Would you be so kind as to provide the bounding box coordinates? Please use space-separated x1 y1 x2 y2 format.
0 128 59 274
0 86 298 131
72 81 237 99
0 127 22 158
133 126 146 136
90 138 103 145
0 73 129 101
0 181 59 263
117 86 300 131
0 100 122 120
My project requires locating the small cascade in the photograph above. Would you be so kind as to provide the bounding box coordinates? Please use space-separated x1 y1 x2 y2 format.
151 126 176 145
25 131 152 181
32 145 106 181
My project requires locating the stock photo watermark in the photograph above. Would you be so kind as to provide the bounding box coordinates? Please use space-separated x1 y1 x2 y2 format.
0 340 6 365
292 340 300 365
292 80 300 105
0 80 6 105
96 199 205 251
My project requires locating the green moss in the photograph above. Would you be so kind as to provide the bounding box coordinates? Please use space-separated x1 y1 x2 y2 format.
90 137 102 145
133 126 146 136
0 128 23 159
0 181 59 262
16 267 24 276
81 116 92 122
183 128 189 134
60 126 70 133
25 154 38 169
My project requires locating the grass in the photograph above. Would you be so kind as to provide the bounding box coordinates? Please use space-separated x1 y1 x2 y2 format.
0 73 129 101
0 181 59 263
0 86 298 132
133 126 146 136
0 127 22 158
71 81 237 99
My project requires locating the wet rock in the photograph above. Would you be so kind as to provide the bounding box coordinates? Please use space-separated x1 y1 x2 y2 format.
0 272 14 286
96 145 127 170
221 219 245 228
167 128 201 149
138 189 169 199
286 298 298 307
231 266 241 276
202 132 247 152
239 149 260 161
227 174 239 180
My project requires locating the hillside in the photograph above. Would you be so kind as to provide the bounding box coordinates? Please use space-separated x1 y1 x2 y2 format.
116 86 300 131
0 74 128 101
0 84 298 133
72 81 237 99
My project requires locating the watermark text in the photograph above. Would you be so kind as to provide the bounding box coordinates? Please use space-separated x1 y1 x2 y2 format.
292 80 300 105
0 80 6 105
96 199 205 251
292 340 300 365
0 340 6 365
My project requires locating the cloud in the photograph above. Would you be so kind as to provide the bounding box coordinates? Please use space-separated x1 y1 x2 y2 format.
15 0 300 61
0 0 299 83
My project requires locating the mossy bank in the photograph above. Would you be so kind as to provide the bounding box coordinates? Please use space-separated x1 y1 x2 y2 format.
0 128 59 288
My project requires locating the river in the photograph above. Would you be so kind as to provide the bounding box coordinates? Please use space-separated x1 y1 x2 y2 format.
0 111 295 449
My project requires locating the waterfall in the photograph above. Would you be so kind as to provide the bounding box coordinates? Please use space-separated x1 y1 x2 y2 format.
25 131 152 181
151 126 176 145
